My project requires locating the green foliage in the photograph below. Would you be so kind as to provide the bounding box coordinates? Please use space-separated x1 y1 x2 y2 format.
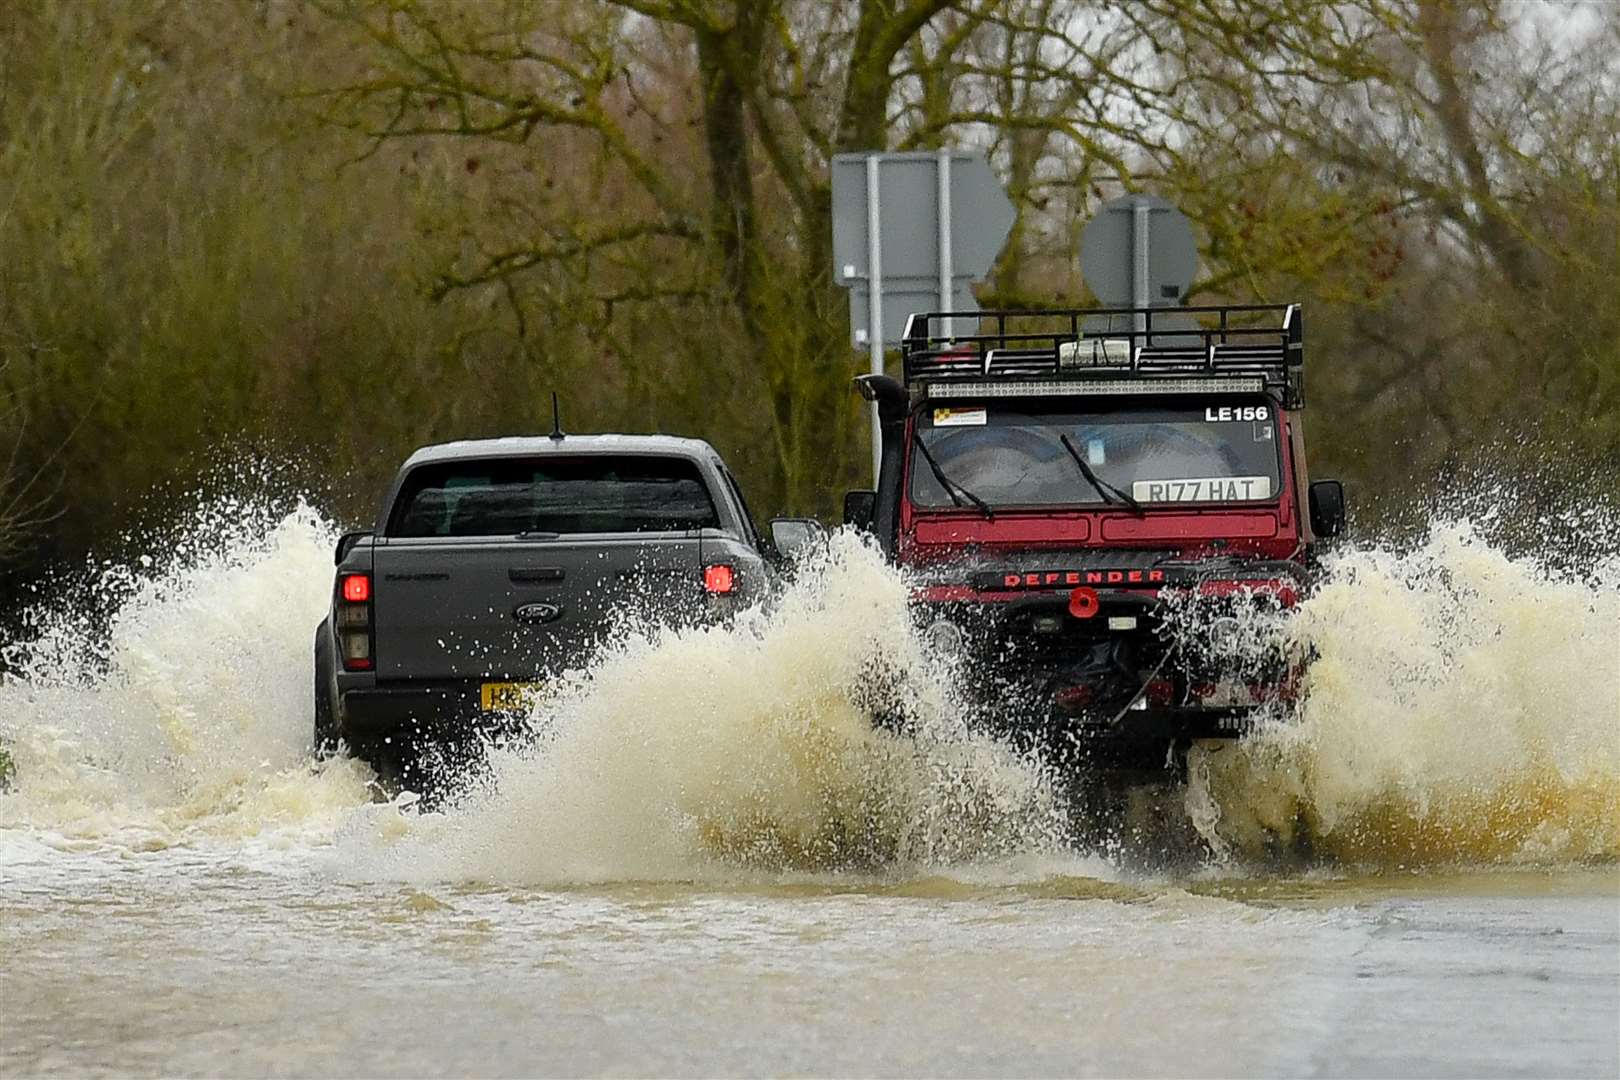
0 2 609 569
1 0 1616 585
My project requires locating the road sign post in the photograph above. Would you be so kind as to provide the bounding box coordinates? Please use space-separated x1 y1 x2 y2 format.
1132 199 1150 330
936 147 952 340
864 156 884 482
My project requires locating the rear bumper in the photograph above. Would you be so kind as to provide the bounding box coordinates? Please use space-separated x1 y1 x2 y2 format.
1062 706 1271 770
1080 705 1263 743
338 682 503 740
962 692 1282 768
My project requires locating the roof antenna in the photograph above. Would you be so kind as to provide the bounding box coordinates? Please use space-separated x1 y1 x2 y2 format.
548 391 565 441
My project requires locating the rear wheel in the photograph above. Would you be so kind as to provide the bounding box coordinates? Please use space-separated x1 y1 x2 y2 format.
312 622 340 757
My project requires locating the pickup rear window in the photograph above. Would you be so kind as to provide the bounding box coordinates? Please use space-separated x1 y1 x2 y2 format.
389 455 719 537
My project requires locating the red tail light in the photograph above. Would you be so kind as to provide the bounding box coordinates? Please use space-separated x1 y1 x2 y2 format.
338 573 373 671
703 564 735 594
341 573 371 603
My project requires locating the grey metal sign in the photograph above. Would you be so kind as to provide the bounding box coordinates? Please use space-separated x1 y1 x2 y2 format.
1079 193 1197 310
831 149 1016 480
832 152 1013 291
841 282 980 347
831 150 1014 346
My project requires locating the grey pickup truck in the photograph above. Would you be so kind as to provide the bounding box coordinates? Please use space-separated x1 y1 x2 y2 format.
313 433 817 769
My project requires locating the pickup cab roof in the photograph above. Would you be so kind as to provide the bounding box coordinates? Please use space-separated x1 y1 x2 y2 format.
399 433 721 469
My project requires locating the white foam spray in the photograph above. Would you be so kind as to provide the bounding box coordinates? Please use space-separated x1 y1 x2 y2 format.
338 533 1068 884
2 492 1615 879
0 499 372 850
1189 520 1620 865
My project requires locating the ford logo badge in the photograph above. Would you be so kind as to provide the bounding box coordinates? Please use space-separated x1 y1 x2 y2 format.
513 601 564 625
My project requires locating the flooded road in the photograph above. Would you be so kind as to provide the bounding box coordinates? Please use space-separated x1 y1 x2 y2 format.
4 846 1616 1077
2 504 1618 1076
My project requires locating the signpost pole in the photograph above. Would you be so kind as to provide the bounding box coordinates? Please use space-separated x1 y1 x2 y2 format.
865 155 884 485
937 148 953 340
1132 197 1150 335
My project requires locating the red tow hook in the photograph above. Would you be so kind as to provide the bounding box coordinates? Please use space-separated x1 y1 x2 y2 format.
1068 586 1100 619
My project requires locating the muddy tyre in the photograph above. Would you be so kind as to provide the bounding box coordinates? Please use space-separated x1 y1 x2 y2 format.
312 622 340 757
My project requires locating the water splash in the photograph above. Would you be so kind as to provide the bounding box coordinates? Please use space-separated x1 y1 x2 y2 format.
340 533 1068 884
0 499 373 849
0 501 1064 878
3 490 1615 879
1189 520 1620 866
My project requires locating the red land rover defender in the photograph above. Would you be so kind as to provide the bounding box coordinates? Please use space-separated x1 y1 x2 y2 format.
848 304 1346 773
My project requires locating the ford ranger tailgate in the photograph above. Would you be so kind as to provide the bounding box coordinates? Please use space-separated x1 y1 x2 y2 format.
368 451 731 681
370 534 709 680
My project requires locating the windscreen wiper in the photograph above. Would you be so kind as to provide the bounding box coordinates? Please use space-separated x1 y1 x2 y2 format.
1059 434 1145 516
911 430 994 520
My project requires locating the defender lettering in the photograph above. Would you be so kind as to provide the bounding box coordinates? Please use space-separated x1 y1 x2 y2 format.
1000 569 1166 589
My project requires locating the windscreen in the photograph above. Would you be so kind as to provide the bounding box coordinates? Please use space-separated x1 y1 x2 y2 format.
389 455 719 537
910 399 1281 508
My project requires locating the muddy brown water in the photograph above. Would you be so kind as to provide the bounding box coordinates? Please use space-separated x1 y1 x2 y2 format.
3 847 1616 1077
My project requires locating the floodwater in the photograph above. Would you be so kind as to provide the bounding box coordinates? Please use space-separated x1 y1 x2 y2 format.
2 503 1617 1077
5 847 1616 1078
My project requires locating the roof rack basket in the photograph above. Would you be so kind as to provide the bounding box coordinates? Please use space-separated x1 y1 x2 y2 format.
899 304 1304 408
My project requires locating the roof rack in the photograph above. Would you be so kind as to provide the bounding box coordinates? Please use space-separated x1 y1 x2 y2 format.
899 303 1304 408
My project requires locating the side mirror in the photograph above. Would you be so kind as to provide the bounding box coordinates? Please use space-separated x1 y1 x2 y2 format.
843 490 876 532
335 530 371 566
1308 480 1346 539
768 517 826 563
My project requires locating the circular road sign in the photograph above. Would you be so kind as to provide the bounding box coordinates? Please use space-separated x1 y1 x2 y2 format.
1080 194 1198 306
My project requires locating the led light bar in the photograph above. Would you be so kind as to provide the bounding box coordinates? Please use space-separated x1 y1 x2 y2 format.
925 376 1266 400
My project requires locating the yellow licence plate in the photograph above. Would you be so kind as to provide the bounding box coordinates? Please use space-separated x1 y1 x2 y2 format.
480 682 542 712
